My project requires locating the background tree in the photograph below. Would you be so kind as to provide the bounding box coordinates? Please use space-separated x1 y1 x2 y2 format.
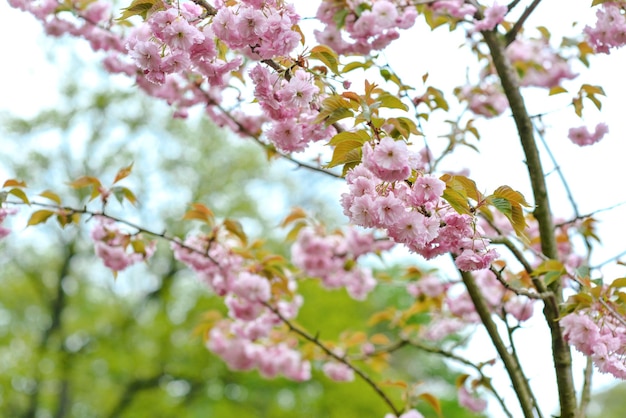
0 49 479 417
2 1 626 418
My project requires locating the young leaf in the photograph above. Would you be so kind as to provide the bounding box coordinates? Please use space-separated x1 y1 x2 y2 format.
309 45 340 75
182 203 215 225
280 207 307 228
326 140 363 168
3 179 27 188
116 0 163 21
223 218 247 246
113 163 134 184
111 186 138 206
9 188 30 205
39 190 62 205
27 210 55 226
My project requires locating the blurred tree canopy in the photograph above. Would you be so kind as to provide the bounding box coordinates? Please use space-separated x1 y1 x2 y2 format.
0 47 483 418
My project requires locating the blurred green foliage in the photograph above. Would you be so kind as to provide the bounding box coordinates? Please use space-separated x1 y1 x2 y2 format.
0 52 484 418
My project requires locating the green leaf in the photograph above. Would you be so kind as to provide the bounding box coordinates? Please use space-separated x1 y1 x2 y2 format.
532 259 565 286
116 0 163 21
182 203 214 225
27 210 55 226
315 95 358 125
113 163 134 184
223 218 247 246
68 176 102 189
286 220 307 242
490 197 512 217
39 190 62 205
342 60 373 74
377 94 408 111
9 188 30 204
487 186 530 238
386 117 420 139
328 130 370 146
131 239 146 254
418 393 442 417
441 174 483 203
549 86 568 96
111 186 138 206
3 179 27 188
326 140 364 168
609 277 626 289
280 207 307 228
333 9 350 27
309 45 340 76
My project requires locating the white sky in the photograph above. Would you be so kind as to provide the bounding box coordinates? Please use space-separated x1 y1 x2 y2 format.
1 1 625 417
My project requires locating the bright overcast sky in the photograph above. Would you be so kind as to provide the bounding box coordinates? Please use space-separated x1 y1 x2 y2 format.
1 1 626 416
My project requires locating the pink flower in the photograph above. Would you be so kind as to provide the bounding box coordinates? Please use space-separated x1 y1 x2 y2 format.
585 3 626 53
458 386 487 413
473 2 507 32
568 123 609 146
410 175 446 206
322 361 355 382
362 138 415 182
384 409 424 418
455 248 499 271
0 207 18 239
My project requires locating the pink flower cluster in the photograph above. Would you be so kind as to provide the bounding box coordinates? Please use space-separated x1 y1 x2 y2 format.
561 308 626 379
314 0 417 55
458 385 487 413
172 233 310 380
125 6 226 85
291 226 394 300
507 38 577 88
456 82 509 118
429 0 477 20
585 2 626 54
8 0 124 53
384 409 424 418
212 1 301 60
250 64 335 153
419 270 534 341
568 123 609 147
473 2 507 32
90 217 156 271
341 137 498 271
0 206 18 239
208 318 311 381
322 361 355 382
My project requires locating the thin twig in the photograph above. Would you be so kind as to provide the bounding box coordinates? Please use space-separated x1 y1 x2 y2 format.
459 269 537 418
593 248 626 269
502 314 545 418
505 0 543 46
263 303 402 417
482 29 577 417
189 0 217 17
578 357 594 418
406 339 514 418
555 200 626 228
201 92 344 180
489 266 552 300
6 200 220 264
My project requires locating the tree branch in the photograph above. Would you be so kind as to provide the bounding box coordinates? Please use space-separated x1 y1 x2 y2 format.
201 93 343 180
505 0 543 46
482 30 577 418
578 357 594 418
489 266 552 300
459 270 536 418
405 339 514 418
264 303 401 417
